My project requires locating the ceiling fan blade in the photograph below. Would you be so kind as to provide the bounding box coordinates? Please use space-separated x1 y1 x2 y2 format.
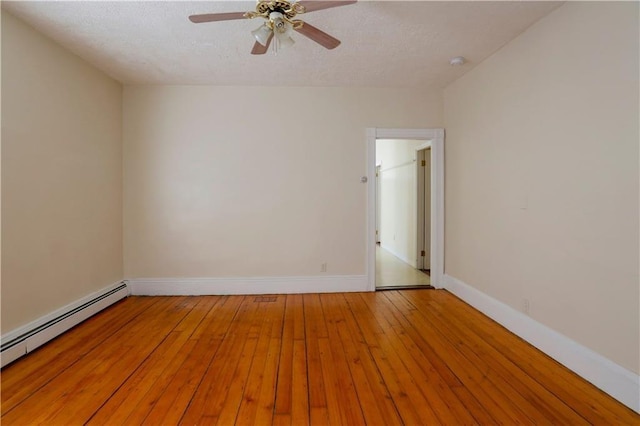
251 33 274 55
188 12 247 23
297 1 357 13
295 22 340 49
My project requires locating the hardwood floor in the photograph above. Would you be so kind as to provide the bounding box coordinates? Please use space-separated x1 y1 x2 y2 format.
2 290 638 425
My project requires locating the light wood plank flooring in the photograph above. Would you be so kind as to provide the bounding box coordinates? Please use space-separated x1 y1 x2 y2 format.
2 290 638 425
376 245 431 288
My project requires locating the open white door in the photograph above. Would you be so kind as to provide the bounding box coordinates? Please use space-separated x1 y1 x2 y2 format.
416 148 431 271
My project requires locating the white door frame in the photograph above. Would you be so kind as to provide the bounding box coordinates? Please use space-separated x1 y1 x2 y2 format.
366 128 445 290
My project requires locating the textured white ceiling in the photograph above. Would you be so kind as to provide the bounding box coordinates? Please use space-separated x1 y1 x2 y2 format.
2 1 562 88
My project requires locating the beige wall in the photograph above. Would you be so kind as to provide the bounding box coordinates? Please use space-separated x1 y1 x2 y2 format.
124 86 442 278
1 12 123 333
444 2 639 373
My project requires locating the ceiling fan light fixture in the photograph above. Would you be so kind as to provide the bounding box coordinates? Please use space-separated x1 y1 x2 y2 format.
252 23 273 46
269 12 287 33
274 31 295 50
267 11 295 52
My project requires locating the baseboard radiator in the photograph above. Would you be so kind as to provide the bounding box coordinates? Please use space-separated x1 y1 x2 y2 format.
1 282 128 367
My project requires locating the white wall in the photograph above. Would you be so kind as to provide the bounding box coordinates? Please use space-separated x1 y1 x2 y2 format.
124 86 443 280
1 12 123 333
444 2 639 374
376 139 425 266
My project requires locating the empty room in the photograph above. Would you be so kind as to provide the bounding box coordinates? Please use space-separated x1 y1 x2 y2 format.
2 1 639 424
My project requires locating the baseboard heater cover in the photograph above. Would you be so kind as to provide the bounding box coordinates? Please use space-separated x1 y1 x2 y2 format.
1 282 128 367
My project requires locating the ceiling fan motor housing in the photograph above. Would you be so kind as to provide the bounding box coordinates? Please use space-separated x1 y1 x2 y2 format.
256 1 303 20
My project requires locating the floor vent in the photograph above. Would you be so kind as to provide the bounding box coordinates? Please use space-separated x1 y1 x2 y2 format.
254 296 278 303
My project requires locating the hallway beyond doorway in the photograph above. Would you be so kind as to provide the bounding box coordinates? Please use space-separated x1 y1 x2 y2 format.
376 245 431 289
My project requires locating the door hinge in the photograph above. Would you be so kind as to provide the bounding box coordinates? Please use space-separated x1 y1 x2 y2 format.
421 250 425 256
421 160 426 167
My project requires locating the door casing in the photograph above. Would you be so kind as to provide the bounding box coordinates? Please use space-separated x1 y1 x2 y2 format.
366 128 445 290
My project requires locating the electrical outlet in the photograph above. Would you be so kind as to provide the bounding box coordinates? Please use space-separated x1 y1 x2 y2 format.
321 262 327 273
523 299 530 315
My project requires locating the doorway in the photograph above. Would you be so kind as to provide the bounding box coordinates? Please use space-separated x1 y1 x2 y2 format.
366 128 444 291
374 139 431 289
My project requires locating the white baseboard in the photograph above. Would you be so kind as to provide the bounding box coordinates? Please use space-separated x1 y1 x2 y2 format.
129 275 369 296
1 281 129 367
443 274 640 413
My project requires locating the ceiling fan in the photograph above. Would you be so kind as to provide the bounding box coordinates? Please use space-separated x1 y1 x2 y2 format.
189 0 356 55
